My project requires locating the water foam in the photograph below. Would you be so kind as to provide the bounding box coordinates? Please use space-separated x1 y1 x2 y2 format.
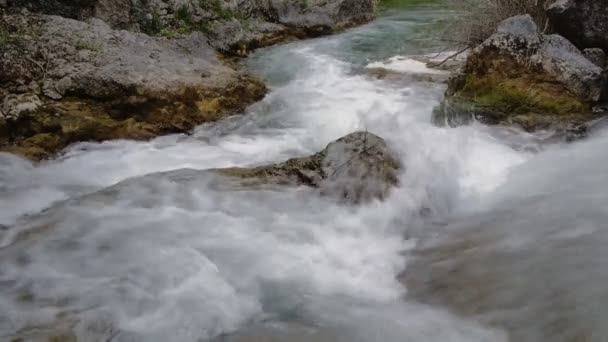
0 18 530 342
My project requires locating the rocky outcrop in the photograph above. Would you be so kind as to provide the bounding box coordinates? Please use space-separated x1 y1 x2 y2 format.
7 0 377 56
547 0 608 52
583 48 606 69
435 15 605 132
216 131 401 204
0 12 266 160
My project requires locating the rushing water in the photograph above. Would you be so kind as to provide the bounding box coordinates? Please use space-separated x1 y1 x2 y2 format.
0 1 607 341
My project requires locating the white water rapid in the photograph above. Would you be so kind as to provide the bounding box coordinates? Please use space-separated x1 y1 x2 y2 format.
0 2 606 341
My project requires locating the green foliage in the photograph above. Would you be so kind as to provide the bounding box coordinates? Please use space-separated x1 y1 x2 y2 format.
0 29 10 48
149 10 164 34
210 0 238 20
0 23 19 48
176 4 194 25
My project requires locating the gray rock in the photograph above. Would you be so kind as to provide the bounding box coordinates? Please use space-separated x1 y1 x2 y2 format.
0 0 7 8
475 15 602 102
494 14 542 52
0 13 266 160
547 0 608 51
583 48 606 68
437 14 605 132
0 94 42 120
534 34 603 102
216 131 401 204
20 14 249 101
8 0 376 56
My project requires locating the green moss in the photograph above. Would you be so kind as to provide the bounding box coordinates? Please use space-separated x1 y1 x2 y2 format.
0 28 11 47
74 39 102 52
176 4 194 25
0 77 267 161
0 24 19 48
456 74 590 118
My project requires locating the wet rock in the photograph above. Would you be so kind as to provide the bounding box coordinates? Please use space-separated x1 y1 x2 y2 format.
0 13 266 160
0 94 42 120
216 131 401 204
435 15 605 132
583 48 606 69
547 0 608 51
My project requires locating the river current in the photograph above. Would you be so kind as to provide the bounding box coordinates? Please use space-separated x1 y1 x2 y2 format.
0 1 607 341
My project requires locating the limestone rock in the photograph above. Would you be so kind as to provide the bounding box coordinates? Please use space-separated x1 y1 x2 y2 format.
216 131 401 204
0 13 266 160
0 94 42 120
435 14 605 132
534 34 603 102
7 0 377 56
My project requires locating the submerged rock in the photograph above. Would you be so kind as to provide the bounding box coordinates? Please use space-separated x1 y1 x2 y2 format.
216 131 401 204
0 13 266 160
435 15 605 132
401 188 608 341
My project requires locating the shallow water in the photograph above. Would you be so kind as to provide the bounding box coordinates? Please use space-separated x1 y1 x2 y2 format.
0 2 605 341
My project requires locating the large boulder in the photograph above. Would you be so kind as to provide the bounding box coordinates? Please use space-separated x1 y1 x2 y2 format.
435 15 605 132
6 0 377 56
0 13 266 160
216 131 401 204
547 0 608 52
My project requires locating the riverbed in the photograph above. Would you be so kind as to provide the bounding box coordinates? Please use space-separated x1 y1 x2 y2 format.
1 1 606 341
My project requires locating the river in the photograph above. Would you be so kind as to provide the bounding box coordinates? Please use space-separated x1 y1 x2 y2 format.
1 1 607 341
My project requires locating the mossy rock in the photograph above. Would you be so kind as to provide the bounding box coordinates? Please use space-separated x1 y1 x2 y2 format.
0 76 266 160
437 56 596 131
437 15 605 133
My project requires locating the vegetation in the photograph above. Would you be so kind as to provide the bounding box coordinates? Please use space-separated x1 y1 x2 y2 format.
446 0 548 47
74 39 102 52
136 1 242 38
0 29 11 47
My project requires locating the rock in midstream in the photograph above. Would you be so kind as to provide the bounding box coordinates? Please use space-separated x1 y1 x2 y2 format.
215 131 402 204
